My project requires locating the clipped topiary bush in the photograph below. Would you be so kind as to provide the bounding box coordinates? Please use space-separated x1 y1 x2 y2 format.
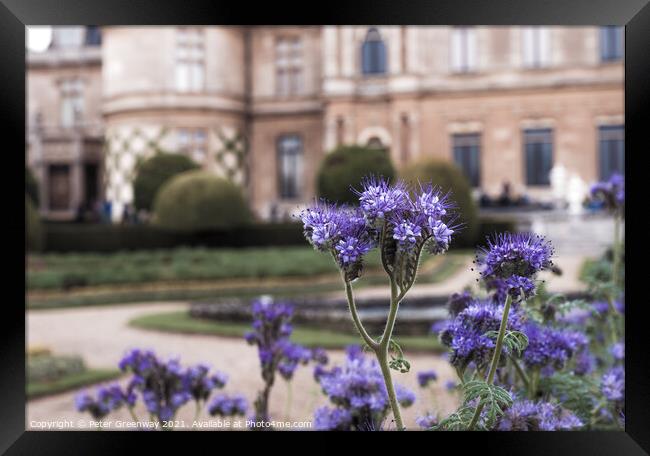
317 145 396 205
133 152 200 211
26 166 40 207
401 159 479 247
153 171 251 231
26 194 43 252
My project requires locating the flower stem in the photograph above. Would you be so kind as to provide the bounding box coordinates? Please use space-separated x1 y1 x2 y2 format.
509 356 530 391
468 293 512 430
343 276 379 351
341 269 406 430
375 277 406 431
608 214 622 343
127 406 139 423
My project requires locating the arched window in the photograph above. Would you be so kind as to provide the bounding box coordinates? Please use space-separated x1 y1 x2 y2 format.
367 137 384 149
361 28 387 75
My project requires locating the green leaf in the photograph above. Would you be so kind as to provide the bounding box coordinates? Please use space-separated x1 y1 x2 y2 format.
432 406 480 431
485 330 529 356
462 380 513 428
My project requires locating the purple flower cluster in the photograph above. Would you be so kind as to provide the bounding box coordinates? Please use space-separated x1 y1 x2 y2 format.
446 290 473 317
300 176 456 279
417 370 438 388
522 322 588 371
590 173 624 211
244 297 326 423
496 399 583 431
601 366 625 402
75 383 136 420
439 300 525 369
313 346 415 431
117 349 228 421
244 297 324 381
609 342 625 361
477 233 554 301
208 393 248 417
416 413 438 429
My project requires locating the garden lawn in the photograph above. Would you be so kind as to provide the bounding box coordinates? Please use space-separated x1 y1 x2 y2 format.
28 369 123 399
27 246 383 291
129 311 445 352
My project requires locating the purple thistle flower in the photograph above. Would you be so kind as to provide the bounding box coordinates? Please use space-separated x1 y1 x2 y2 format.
335 235 374 266
440 300 525 369
497 399 583 431
522 322 588 371
416 413 438 429
477 232 554 282
314 346 414 431
417 370 438 388
392 219 422 246
314 407 353 431
355 176 408 221
573 349 596 376
445 380 457 391
75 383 132 420
609 342 625 361
601 366 625 402
590 173 624 211
208 393 248 417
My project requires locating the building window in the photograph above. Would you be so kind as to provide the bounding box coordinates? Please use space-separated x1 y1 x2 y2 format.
599 125 624 180
54 27 84 48
361 28 387 75
277 135 303 200
60 79 84 128
178 129 207 162
276 37 303 96
85 26 102 46
175 28 205 92
452 133 481 187
522 27 550 68
450 27 477 73
600 26 623 62
524 128 554 186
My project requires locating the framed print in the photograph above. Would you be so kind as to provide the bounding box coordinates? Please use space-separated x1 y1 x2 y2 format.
2 0 649 452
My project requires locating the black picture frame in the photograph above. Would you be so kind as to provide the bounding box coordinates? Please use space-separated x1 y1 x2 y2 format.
3 0 649 453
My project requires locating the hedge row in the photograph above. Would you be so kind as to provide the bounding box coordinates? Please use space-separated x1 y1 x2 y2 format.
40 218 515 253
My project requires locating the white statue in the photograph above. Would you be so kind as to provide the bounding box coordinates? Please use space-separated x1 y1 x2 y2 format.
549 163 568 206
567 172 587 215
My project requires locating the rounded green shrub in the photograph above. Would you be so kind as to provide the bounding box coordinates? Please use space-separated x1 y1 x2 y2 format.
26 194 43 252
401 159 479 247
153 171 251 231
317 145 396 205
26 166 40 207
133 152 200 211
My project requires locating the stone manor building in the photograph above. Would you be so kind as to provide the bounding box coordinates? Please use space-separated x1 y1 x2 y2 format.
26 26 624 221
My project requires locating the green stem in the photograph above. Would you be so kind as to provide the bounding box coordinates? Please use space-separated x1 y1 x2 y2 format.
193 401 201 422
510 356 530 391
127 406 139 423
468 294 512 430
343 276 379 350
376 277 405 431
341 268 405 430
605 214 622 343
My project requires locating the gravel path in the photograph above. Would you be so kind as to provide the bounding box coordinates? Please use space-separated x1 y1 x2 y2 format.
27 302 459 431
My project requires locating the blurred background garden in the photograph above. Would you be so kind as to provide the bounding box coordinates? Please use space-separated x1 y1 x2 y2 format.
25 25 623 430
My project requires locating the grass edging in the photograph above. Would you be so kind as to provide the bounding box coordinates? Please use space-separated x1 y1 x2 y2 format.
129 311 445 353
28 369 123 399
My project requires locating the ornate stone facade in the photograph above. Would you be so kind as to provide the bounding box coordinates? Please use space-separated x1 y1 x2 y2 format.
27 26 624 221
